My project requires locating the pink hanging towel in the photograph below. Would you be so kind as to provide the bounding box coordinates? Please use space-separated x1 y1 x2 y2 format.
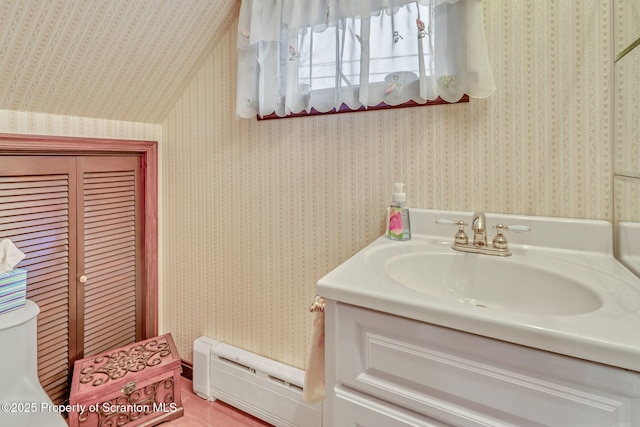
303 296 325 403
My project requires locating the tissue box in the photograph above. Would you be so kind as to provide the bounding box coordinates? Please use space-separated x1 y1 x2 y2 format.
0 268 27 314
69 333 183 427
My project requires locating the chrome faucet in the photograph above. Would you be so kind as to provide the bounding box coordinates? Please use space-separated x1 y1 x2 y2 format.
472 212 487 247
436 212 531 257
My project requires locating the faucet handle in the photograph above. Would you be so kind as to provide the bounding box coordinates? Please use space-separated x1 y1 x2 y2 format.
494 224 530 233
492 224 530 250
436 219 469 245
436 219 464 226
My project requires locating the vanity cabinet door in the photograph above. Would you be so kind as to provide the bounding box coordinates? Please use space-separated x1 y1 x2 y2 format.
331 302 640 427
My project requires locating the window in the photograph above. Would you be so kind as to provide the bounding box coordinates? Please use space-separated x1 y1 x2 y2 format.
236 0 494 119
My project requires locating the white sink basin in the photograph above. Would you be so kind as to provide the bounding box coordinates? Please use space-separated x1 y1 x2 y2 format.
383 252 602 315
318 209 640 373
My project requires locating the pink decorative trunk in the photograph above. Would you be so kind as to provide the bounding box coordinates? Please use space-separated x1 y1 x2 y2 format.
69 334 183 427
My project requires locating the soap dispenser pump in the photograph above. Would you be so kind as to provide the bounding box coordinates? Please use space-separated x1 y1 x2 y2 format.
386 182 411 241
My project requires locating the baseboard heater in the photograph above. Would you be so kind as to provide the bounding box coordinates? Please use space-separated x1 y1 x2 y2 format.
193 336 322 427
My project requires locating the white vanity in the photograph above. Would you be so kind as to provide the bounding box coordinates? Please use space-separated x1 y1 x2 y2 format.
317 209 640 426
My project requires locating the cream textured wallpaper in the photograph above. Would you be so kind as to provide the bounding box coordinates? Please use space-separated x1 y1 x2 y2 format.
161 0 613 369
0 109 161 140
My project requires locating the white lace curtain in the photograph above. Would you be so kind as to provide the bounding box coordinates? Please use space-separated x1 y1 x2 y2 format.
236 0 495 119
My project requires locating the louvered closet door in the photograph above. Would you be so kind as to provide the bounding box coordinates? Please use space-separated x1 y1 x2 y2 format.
78 156 142 357
0 156 77 405
0 155 143 405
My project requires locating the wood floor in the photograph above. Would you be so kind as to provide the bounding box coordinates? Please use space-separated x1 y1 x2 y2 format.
164 378 274 426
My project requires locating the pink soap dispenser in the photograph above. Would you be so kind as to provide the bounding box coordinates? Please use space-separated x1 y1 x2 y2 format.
386 182 411 241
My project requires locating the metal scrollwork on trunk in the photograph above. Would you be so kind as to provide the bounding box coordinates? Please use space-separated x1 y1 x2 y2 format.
77 377 175 426
79 339 172 386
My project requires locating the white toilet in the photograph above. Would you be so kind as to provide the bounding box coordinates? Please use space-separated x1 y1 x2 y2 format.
0 300 67 426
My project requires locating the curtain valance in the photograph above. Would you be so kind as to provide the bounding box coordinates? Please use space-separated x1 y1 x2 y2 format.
237 0 494 118
241 0 462 41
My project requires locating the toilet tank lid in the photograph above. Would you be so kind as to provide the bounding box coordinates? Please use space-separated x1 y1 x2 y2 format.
0 300 39 331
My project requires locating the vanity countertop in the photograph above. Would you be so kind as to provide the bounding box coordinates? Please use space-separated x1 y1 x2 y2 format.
317 209 640 372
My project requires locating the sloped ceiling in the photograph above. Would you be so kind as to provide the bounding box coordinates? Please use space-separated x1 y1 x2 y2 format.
0 0 239 124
